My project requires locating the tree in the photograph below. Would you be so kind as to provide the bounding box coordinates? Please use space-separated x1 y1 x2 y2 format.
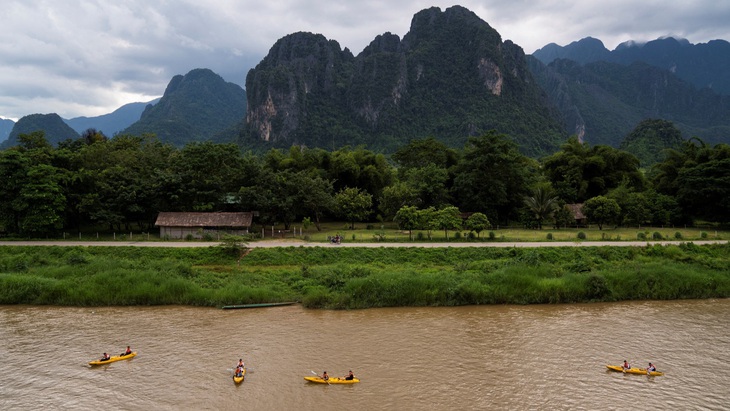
553 205 574 229
451 131 533 223
0 150 30 234
464 212 490 238
292 172 335 231
523 185 559 229
403 164 452 208
18 164 66 236
417 207 438 240
379 182 419 220
335 187 373 229
619 119 684 168
582 196 621 230
436 206 462 240
394 205 420 240
543 137 645 203
392 137 459 170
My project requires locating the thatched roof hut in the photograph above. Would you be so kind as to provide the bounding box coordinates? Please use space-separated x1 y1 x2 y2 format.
155 212 253 239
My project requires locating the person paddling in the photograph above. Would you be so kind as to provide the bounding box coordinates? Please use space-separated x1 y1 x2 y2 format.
622 360 631 370
647 363 657 373
121 346 132 356
320 371 329 381
100 353 110 361
344 370 355 381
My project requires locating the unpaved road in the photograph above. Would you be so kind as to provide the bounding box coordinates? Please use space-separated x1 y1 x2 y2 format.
0 240 726 248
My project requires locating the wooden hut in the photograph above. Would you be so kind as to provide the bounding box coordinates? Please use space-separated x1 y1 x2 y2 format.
565 203 587 226
155 212 253 239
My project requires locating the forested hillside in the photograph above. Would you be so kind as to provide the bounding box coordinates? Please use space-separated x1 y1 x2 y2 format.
122 69 246 147
528 57 730 147
1 114 79 149
242 5 566 157
533 36 730 95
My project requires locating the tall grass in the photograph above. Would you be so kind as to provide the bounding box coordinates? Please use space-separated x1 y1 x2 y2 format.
0 244 729 308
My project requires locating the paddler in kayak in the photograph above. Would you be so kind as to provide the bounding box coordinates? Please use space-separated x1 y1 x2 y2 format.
647 363 657 373
237 359 245 369
622 360 630 370
320 371 329 381
100 353 110 361
121 346 132 356
235 366 244 378
344 370 355 381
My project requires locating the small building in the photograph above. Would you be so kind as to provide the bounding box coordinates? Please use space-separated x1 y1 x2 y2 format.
155 212 253 239
565 203 587 226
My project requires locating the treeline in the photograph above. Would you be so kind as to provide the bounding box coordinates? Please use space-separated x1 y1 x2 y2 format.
0 126 729 237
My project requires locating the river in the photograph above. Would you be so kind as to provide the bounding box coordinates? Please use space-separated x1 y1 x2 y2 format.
1 300 728 410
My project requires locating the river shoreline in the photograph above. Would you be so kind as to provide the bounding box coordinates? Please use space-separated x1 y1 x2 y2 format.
1 243 728 308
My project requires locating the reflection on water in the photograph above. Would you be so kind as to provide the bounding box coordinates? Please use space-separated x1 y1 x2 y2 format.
1 300 728 410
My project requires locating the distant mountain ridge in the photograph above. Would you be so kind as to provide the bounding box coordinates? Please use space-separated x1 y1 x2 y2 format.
64 99 160 136
122 68 246 147
1 113 79 149
0 118 13 143
533 36 730 95
528 57 730 147
242 5 566 156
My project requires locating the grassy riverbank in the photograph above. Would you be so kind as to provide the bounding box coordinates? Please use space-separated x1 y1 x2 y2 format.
1 243 728 308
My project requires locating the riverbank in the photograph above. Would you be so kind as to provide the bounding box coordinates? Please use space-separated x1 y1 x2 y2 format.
1 243 729 308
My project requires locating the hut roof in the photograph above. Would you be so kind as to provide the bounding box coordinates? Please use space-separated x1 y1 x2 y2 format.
566 203 586 220
154 212 253 228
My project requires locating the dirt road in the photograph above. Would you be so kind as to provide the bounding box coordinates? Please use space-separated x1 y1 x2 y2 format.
0 240 726 248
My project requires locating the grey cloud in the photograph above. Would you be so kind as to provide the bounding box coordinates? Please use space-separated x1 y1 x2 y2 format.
0 0 728 120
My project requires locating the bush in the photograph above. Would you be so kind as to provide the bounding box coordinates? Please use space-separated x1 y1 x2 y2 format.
637 232 647 240
546 233 553 240
468 232 476 240
652 232 663 240
577 232 586 240
453 232 461 240
185 234 194 241
488 231 496 240
674 231 683 240
701 231 708 239
416 232 425 241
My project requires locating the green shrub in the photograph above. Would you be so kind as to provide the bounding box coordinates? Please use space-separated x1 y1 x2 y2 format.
701 231 708 239
546 233 553 240
66 250 89 265
674 231 683 240
577 232 586 240
185 234 194 241
637 232 647 240
453 232 461 240
652 232 663 240
488 231 496 240
416 232 425 241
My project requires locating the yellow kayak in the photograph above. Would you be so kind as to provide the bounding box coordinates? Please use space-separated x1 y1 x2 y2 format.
89 352 137 366
606 365 663 376
304 376 360 384
233 368 246 384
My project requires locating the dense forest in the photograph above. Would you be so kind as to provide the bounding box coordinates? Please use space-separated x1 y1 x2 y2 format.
1 117 729 238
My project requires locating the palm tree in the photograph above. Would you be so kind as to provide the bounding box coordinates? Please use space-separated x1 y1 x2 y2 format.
524 186 559 229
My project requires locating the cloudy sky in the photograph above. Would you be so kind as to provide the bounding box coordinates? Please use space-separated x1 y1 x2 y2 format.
2 0 729 121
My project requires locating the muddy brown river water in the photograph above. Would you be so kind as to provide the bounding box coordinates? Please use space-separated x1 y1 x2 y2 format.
1 300 728 410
